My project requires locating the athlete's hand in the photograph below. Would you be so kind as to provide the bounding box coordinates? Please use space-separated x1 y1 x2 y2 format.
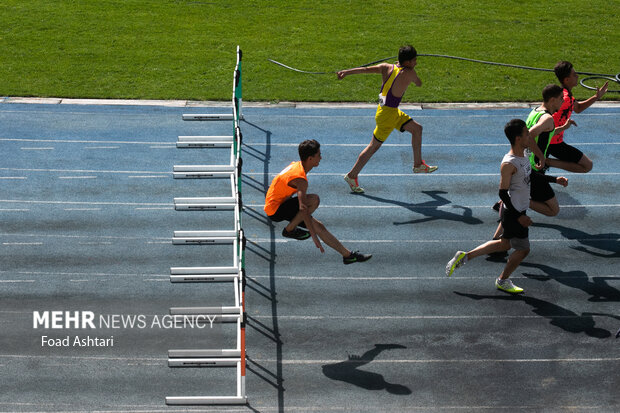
535 157 545 171
556 177 568 187
518 215 532 228
560 119 577 131
311 234 325 253
596 81 609 99
337 71 347 80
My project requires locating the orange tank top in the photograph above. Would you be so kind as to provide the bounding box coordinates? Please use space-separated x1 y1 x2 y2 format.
264 161 307 216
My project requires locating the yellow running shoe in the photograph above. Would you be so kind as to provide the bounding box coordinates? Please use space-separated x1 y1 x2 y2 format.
446 251 466 277
495 278 524 294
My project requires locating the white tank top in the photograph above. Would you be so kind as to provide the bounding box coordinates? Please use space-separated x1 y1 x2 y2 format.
501 153 531 213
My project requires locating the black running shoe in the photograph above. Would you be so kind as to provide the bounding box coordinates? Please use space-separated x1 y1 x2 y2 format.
282 227 310 240
343 251 372 264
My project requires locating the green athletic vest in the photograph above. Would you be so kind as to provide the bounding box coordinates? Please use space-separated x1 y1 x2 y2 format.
525 108 555 171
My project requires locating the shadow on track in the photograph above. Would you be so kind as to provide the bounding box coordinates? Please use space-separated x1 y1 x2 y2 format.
454 291 614 338
359 190 483 226
322 344 411 395
533 222 620 258
520 262 620 302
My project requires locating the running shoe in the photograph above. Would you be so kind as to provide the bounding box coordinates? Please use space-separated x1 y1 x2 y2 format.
445 251 466 277
344 174 364 193
413 160 438 173
495 278 524 294
282 227 310 240
343 251 372 264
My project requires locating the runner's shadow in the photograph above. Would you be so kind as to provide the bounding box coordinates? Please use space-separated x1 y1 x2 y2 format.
454 292 612 338
360 191 483 226
322 344 411 395
533 222 619 258
520 262 620 302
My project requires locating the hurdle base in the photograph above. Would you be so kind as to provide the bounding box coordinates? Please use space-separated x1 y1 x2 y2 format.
166 396 247 405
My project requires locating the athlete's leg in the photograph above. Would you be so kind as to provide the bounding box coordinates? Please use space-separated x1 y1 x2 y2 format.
309 217 351 257
492 222 503 240
284 194 320 232
498 248 529 280
547 142 593 173
547 154 593 173
466 238 511 261
530 196 560 217
346 137 383 180
402 119 423 167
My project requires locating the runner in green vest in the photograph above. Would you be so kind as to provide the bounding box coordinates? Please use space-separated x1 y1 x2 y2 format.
526 84 575 217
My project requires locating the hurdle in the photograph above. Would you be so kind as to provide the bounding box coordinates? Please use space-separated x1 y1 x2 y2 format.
166 46 247 406
181 47 243 122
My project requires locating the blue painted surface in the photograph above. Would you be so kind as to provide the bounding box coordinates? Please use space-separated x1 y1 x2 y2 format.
0 103 618 411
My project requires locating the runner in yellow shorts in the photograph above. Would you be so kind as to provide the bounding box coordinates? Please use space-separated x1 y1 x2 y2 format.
338 45 437 193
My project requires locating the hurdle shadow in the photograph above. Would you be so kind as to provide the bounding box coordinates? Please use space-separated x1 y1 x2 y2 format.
321 344 411 395
533 222 619 258
454 292 613 338
520 262 620 302
360 191 483 226
241 119 285 412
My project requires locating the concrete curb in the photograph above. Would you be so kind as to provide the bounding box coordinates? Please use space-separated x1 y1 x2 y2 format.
1 96 618 110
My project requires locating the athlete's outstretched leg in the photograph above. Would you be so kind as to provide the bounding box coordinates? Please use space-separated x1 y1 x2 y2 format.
402 120 423 167
346 137 383 180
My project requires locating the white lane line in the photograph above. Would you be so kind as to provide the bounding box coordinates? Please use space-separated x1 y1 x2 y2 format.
0 280 35 283
0 209 29 212
0 270 166 277
0 353 616 364
2 167 618 177
2 138 175 146
246 172 620 177
0 167 170 175
127 175 167 179
246 237 618 244
0 232 169 241
256 357 620 364
0 177 26 180
244 142 620 147
78 241 112 245
0 199 170 207
251 314 619 321
2 242 43 246
20 147 54 150
247 274 620 281
58 176 97 180
134 207 173 210
84 146 120 149
246 203 620 209
63 208 101 211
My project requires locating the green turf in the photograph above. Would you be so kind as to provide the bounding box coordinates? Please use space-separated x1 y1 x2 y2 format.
1 0 617 102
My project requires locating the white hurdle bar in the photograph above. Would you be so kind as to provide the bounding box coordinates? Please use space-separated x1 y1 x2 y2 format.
173 164 235 179
174 196 236 211
182 113 234 121
172 230 237 245
177 135 233 148
170 265 239 283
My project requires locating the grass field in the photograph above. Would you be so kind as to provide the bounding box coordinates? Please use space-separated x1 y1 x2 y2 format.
1 0 618 102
